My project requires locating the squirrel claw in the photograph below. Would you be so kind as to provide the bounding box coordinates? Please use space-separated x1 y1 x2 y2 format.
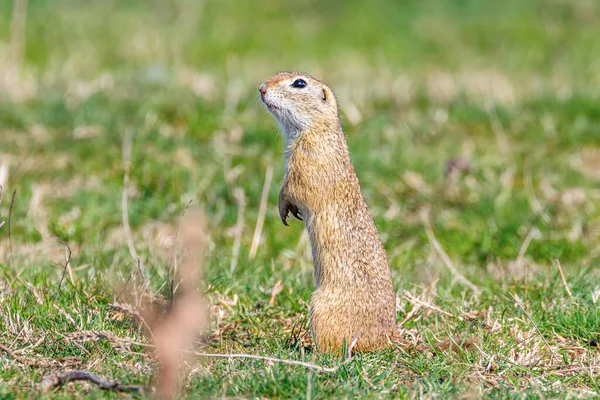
279 206 289 226
292 209 303 221
279 200 300 226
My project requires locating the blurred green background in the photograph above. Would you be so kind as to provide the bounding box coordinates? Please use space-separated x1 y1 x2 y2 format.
1 0 599 398
3 0 600 79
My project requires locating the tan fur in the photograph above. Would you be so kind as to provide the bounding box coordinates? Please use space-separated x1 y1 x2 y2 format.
259 72 398 353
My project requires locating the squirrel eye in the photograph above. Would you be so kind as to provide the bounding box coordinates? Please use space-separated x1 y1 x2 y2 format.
291 79 307 88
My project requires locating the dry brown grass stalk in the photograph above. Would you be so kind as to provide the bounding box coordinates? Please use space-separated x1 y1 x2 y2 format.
192 335 358 374
151 209 209 399
0 343 30 367
0 185 4 229
403 290 454 318
554 259 573 298
229 188 246 274
487 104 510 155
515 227 538 296
269 280 284 306
189 351 344 373
7 189 16 270
420 207 481 296
508 292 559 363
109 301 154 336
167 199 193 301
53 237 73 299
121 130 145 280
65 330 139 357
117 339 357 375
249 164 273 259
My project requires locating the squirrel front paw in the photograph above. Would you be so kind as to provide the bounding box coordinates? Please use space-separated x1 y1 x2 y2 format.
278 198 302 226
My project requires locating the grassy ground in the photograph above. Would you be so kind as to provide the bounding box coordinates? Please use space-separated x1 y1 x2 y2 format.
1 0 599 398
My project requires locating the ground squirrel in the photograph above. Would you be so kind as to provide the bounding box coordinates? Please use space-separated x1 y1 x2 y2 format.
259 72 398 353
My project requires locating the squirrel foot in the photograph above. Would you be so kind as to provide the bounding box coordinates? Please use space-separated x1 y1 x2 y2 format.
279 197 302 226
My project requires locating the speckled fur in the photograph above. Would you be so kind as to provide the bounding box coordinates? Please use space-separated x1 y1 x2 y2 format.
259 72 398 353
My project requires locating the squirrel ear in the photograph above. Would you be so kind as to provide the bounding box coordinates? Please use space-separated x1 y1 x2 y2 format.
321 88 328 103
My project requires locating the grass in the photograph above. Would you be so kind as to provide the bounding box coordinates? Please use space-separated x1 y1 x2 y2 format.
1 0 599 398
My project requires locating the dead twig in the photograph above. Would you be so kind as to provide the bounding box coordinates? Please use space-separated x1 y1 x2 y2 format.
420 207 481 296
508 292 559 363
38 370 153 394
249 164 273 259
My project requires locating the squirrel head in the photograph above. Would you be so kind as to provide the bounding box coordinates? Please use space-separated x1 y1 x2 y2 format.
259 72 339 139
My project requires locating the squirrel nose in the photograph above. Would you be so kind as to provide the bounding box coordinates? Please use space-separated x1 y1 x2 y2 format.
259 83 267 97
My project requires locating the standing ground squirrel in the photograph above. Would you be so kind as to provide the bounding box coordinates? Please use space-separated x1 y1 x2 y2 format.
259 72 398 353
